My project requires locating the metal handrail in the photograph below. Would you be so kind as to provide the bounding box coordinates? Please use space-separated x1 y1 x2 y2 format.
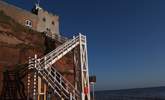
29 34 86 100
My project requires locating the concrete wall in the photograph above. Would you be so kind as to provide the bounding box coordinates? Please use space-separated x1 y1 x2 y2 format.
37 9 60 37
0 1 60 37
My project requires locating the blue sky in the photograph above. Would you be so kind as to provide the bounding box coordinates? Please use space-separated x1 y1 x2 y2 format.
5 0 165 90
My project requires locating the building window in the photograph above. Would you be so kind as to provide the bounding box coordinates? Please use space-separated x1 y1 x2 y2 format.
46 28 51 32
25 20 32 28
43 18 46 22
52 21 55 25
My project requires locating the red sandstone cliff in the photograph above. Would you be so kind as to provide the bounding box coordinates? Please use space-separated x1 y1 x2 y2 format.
0 11 75 98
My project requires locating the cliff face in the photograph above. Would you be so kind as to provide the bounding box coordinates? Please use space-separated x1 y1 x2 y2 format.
0 11 45 97
0 11 75 98
0 11 44 71
0 11 45 67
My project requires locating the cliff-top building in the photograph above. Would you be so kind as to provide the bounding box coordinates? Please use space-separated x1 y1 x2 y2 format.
0 1 91 100
0 1 60 38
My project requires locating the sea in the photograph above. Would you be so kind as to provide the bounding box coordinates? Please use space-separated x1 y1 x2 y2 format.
95 86 165 100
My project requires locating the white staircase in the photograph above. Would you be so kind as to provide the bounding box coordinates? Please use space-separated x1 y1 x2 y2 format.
29 34 90 100
36 63 80 100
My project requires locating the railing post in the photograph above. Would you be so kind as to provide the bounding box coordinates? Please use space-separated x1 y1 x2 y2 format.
60 76 62 86
34 54 37 68
44 56 47 69
33 72 37 100
72 90 75 100
70 93 72 100
33 54 38 100
27 57 31 100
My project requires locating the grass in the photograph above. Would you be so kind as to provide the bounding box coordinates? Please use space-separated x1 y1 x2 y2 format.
0 10 43 36
0 10 46 49
0 11 12 24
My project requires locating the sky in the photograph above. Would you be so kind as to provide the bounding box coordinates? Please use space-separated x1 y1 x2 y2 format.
5 0 165 90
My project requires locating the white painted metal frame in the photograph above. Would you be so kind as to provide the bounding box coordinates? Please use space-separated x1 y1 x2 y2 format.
79 34 90 100
28 33 91 100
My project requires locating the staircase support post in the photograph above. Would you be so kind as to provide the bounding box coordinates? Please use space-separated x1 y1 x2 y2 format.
79 33 91 100
27 57 31 100
33 54 38 100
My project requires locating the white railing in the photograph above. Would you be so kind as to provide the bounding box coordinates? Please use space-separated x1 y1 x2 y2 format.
29 34 87 100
